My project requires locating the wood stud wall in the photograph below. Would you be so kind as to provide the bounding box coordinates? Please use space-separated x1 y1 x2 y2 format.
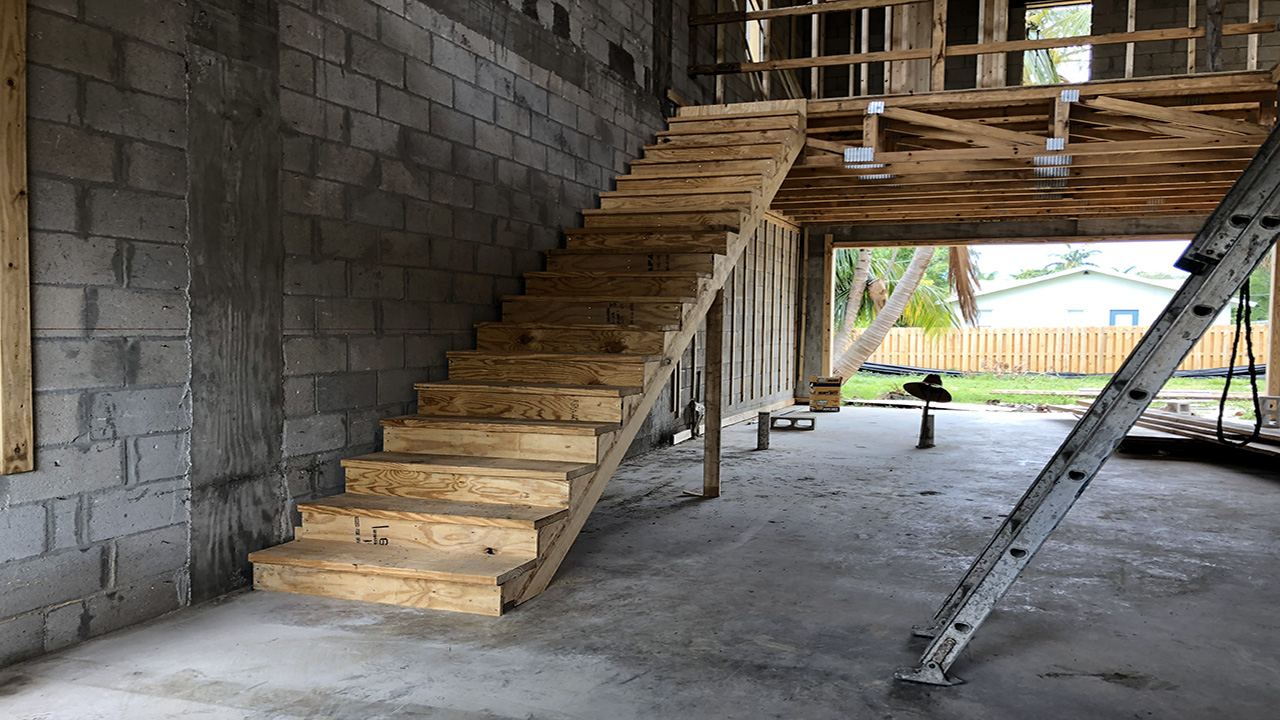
1 0 31 475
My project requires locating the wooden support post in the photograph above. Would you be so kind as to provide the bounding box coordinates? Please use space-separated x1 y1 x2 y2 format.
1052 96 1071 141
810 0 820 98
822 233 835 376
1269 245 1280 396
1186 0 1197 74
702 290 725 498
860 8 870 94
1125 0 1137 79
976 0 1008 89
1206 0 1223 73
1 0 32 475
930 0 947 91
1248 0 1259 70
715 0 726 103
761 2 772 99
756 411 770 450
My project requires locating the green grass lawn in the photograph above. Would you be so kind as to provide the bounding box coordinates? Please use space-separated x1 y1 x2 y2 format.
841 371 1265 420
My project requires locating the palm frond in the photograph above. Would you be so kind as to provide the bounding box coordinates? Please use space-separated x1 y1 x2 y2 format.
948 246 983 326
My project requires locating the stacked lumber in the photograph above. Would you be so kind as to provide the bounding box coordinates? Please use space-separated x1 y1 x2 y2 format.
1053 402 1280 457
249 104 808 615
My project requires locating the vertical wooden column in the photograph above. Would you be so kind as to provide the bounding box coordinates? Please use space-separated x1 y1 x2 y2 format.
1247 0 1259 70
809 0 820 98
1268 246 1280 397
714 0 725 103
1206 0 1223 73
930 0 948 91
1 0 32 475
702 290 725 498
761 2 772 99
976 0 1008 88
1124 0 1137 78
822 233 835 376
1186 0 1198 74
859 8 870 94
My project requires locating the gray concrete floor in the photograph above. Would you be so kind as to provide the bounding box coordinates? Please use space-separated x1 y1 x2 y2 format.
2 407 1278 719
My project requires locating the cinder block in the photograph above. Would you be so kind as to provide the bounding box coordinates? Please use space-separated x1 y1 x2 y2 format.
28 0 77 17
10 439 124 505
282 214 315 255
405 131 453 171
34 391 84 446
380 300 432 332
280 3 328 58
429 173 474 208
350 264 405 299
126 339 189 386
32 338 125 391
452 273 495 305
284 256 347 296
429 301 473 332
316 372 377 412
284 296 315 336
125 241 187 290
31 233 119 287
28 120 115 183
130 432 191 483
349 111 400 154
125 143 187 197
114 523 187 586
407 60 452 105
317 0 377 38
29 177 79 233
475 58 515 97
316 298 376 333
351 34 405 86
317 142 377 186
378 9 426 58
377 85 432 132
346 406 386 448
51 497 80 550
0 504 47 564
379 231 432 267
378 161 431 201
318 220 379 261
27 65 80 124
284 413 348 456
0 546 106 618
88 188 188 244
405 268 452 301
403 334 452 367
316 61 378 112
283 172 346 218
122 42 185 99
512 76 549 115
85 83 186 147
377 368 423 405
86 0 188 49
280 47 316 94
280 89 346 140
432 39 477 84
82 576 183 640
27 9 115 81
91 288 187 337
284 377 315 417
452 80 495 123
349 336 404 371
430 104 475 144
284 336 348 376
89 386 192 440
349 188 405 228
0 614 44 667
87 479 188 542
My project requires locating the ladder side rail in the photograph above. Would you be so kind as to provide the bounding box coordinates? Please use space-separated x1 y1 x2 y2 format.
896 125 1280 686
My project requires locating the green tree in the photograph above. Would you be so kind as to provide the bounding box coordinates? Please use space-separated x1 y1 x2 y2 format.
1024 4 1093 85
1010 244 1101 280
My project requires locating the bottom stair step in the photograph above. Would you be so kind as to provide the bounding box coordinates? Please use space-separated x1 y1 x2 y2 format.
250 539 535 615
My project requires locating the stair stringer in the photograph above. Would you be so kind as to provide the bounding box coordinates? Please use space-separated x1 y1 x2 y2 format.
507 104 808 605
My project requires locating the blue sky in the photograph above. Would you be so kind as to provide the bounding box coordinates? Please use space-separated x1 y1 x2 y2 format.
971 240 1192 281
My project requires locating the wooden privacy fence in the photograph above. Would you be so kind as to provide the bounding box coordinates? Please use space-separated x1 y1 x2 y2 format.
848 326 1272 374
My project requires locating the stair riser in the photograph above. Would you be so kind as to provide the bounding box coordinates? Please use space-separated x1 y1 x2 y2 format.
254 563 511 616
475 325 669 354
502 300 684 327
383 426 604 464
612 175 762 193
447 358 654 387
345 465 576 507
653 129 797 148
582 210 743 230
562 235 728 254
640 145 783 162
662 117 800 135
297 512 547 558
417 389 628 423
629 158 778 178
546 253 718 274
525 276 705 297
597 193 753 212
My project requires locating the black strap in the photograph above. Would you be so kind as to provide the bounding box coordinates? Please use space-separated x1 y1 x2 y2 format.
1216 283 1264 447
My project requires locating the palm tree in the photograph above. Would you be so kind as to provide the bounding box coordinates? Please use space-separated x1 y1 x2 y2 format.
1024 4 1093 85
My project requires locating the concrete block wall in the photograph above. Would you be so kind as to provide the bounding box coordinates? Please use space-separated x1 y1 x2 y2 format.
275 0 702 504
2 0 708 668
0 0 192 667
1092 0 1280 79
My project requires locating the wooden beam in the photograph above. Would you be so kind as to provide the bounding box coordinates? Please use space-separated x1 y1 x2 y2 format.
1125 0 1136 79
1 0 31 475
880 106 1044 146
821 233 834 375
702 289 725 498
691 0 924 26
1079 95 1268 136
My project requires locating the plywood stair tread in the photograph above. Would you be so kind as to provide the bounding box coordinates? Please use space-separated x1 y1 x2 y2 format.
524 270 712 279
562 226 734 236
298 493 568 528
475 321 679 332
380 414 620 436
341 452 595 480
448 350 660 363
416 380 642 397
249 539 535 585
501 294 695 303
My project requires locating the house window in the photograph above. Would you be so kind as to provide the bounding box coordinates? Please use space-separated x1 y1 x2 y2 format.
1110 310 1139 326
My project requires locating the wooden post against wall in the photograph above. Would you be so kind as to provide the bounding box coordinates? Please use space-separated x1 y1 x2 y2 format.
809 0 820 98
1 0 32 475
1125 0 1137 78
702 290 725 498
1206 0 1223 73
976 0 1008 89
822 233 835 376
1186 0 1197 74
930 0 947 91
1269 246 1280 397
1248 0 1259 70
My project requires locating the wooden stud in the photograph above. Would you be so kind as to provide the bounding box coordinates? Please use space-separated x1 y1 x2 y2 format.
976 0 1008 89
702 290 725 498
1248 0 1259 71
1125 0 1137 79
860 8 871 94
1 0 31 476
930 0 947 91
821 233 834 376
1269 245 1280 396
810 0 820 98
691 0 924 26
1206 0 1223 73
1187 0 1197 74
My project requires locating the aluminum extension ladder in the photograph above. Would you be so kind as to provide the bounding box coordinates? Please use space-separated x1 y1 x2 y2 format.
894 126 1280 686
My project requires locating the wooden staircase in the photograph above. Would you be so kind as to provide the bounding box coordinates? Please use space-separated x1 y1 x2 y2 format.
250 103 807 615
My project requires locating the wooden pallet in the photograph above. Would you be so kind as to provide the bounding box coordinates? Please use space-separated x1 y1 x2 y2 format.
250 102 808 614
